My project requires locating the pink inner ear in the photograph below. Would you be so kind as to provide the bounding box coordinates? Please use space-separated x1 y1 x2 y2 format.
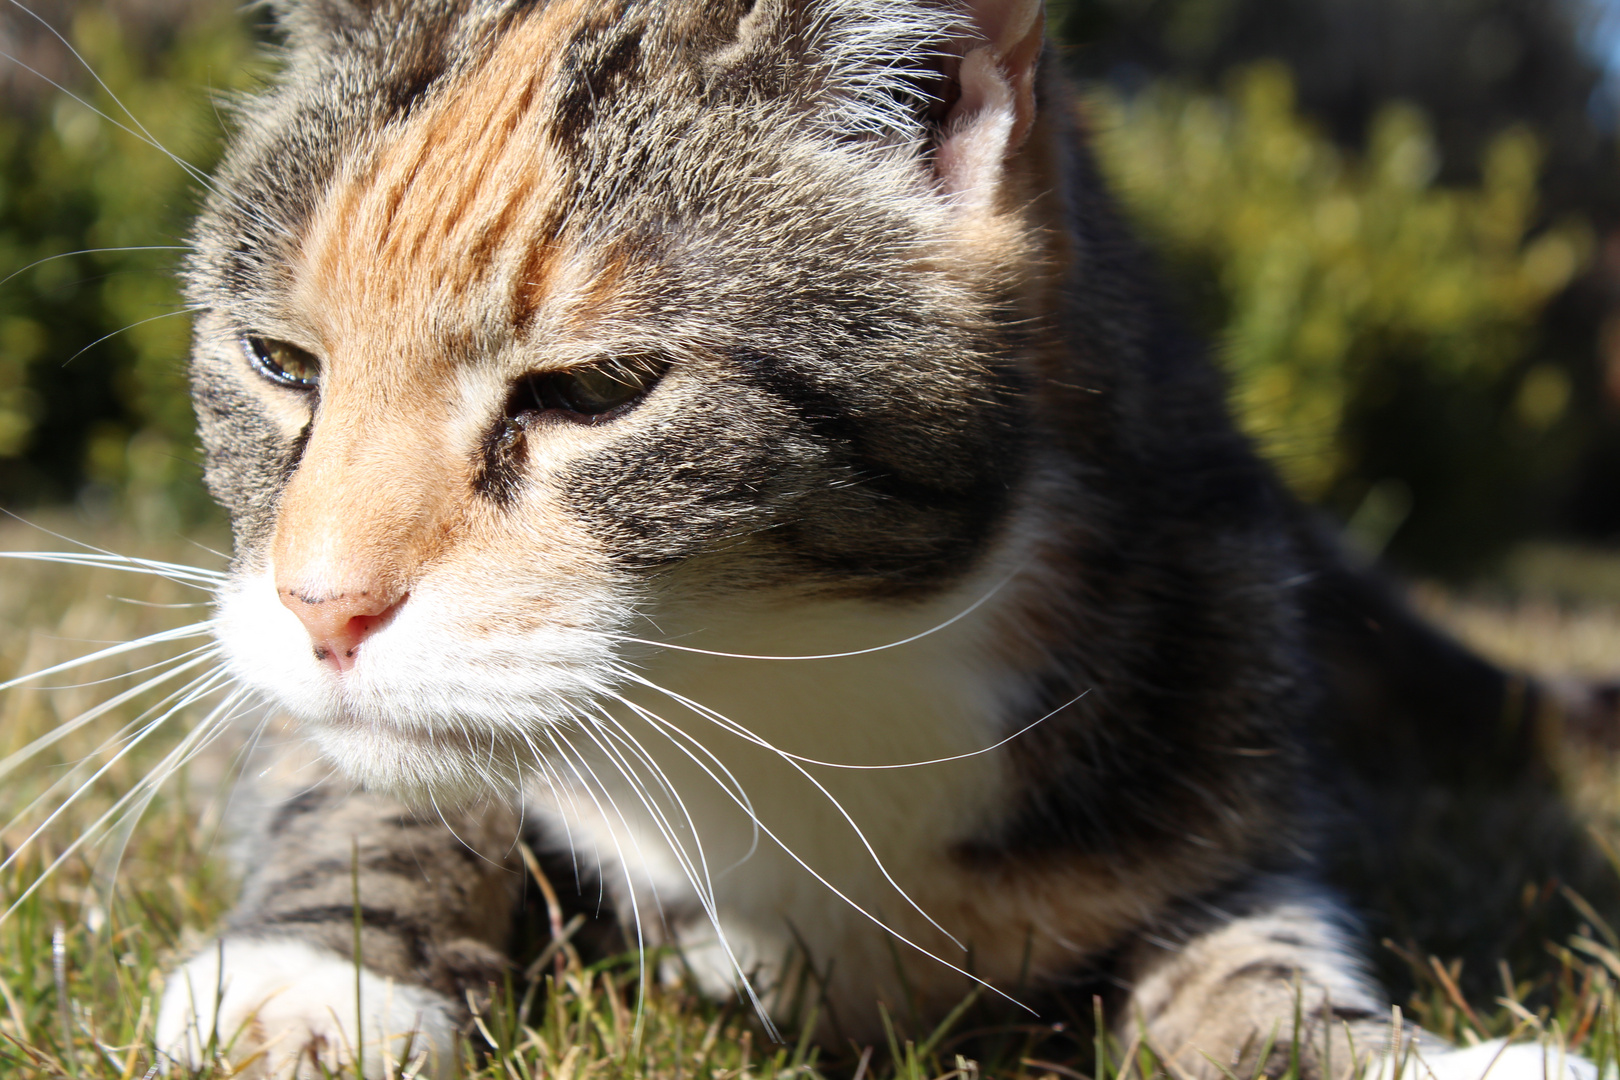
935 0 1044 203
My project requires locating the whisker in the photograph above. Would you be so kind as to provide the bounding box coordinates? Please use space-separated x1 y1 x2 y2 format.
0 620 216 696
581 711 720 914
569 714 775 1039
515 728 588 883
0 246 190 290
611 675 1033 1014
619 673 966 943
0 543 227 588
0 661 225 828
22 642 218 692
82 693 268 928
63 306 201 367
597 690 761 871
0 648 221 781
640 674 1085 770
101 598 217 611
620 565 1021 661
1 685 250 924
0 0 292 237
542 727 657 1032
0 666 234 866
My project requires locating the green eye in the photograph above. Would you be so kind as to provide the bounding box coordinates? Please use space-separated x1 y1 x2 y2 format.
519 355 668 421
243 336 321 389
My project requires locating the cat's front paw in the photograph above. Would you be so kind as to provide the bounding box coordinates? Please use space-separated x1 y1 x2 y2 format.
1373 1038 1597 1080
156 937 459 1079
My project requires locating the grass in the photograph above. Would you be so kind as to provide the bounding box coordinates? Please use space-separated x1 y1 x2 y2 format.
3 514 1620 1078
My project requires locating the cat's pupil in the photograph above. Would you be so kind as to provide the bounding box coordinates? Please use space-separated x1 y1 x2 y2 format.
243 336 321 389
514 356 668 422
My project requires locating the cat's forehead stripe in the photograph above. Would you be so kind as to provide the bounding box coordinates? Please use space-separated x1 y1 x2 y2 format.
298 1 604 349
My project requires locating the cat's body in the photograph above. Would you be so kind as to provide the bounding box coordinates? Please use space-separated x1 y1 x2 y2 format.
138 0 1586 1076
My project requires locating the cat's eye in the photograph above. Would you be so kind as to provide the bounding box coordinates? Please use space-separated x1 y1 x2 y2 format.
242 336 321 389
512 355 669 423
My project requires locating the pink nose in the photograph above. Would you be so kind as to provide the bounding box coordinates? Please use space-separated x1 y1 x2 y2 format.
278 586 403 672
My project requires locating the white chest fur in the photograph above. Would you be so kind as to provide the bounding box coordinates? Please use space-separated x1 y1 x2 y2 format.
527 582 1024 1028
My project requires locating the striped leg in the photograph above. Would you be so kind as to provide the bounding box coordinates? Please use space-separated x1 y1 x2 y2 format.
157 784 524 1079
1121 880 1593 1080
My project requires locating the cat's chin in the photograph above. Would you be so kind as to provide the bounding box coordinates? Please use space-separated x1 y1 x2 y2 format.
303 713 533 807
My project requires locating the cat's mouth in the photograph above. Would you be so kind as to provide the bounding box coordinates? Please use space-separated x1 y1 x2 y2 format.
214 566 630 800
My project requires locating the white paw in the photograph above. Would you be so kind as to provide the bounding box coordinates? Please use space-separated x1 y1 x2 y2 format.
156 937 459 1079
1373 1038 1597 1080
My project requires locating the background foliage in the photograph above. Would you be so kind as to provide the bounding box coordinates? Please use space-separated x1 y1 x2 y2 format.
0 0 260 533
0 0 1617 575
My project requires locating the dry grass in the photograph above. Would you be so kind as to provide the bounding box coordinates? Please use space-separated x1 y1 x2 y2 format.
2 515 1619 1078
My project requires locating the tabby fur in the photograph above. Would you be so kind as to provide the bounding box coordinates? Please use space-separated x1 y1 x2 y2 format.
147 1 1590 1077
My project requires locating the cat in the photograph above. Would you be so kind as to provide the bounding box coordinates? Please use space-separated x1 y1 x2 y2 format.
104 0 1595 1076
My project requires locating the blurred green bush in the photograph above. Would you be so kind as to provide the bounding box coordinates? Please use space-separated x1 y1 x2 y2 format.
0 3 259 533
1089 65 1592 534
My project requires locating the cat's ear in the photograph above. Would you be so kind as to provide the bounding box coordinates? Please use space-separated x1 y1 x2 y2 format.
739 0 1046 209
934 0 1045 207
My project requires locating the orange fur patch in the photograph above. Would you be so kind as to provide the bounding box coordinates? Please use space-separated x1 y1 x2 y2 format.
273 2 616 605
298 2 588 349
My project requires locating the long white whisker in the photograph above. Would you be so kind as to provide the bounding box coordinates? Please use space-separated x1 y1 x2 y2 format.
580 709 720 918
1 685 250 924
571 713 778 1039
639 675 1085 770
0 621 215 697
63 307 200 367
0 0 291 237
598 690 761 872
621 566 1020 662
619 672 965 946
588 695 787 1013
547 723 660 924
0 45 272 233
83 692 263 931
0 548 227 588
0 246 190 290
612 676 1034 1014
0 513 228 576
514 728 588 886
0 648 221 781
23 642 217 692
0 667 234 874
84 692 259 941
101 598 217 611
620 687 1034 1014
542 727 658 1034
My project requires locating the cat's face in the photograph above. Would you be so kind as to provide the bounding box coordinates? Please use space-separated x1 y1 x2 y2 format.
190 0 1050 801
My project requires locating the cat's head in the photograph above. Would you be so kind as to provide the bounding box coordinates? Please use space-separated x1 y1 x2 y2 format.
191 0 1060 801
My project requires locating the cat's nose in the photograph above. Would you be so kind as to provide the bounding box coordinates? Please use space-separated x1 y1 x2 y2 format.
277 586 404 673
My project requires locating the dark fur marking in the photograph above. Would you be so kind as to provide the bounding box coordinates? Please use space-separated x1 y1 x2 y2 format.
730 347 1019 585
382 55 447 120
259 903 420 935
1224 961 1305 986
264 853 437 896
550 25 645 150
473 405 535 506
1326 1006 1381 1023
280 419 314 488
267 788 334 836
